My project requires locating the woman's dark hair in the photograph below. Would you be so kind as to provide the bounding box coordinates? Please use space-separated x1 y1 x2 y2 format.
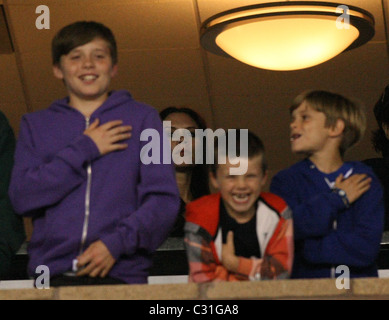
160 106 210 199
372 85 389 155
52 21 118 65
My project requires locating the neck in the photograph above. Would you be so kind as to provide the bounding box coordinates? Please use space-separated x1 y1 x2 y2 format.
309 149 344 174
175 168 193 203
225 203 256 224
69 93 108 118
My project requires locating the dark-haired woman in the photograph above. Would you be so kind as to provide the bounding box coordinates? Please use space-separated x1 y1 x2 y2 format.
364 85 389 231
160 107 211 237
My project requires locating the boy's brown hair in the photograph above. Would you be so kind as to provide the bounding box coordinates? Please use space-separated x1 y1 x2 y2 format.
210 129 267 175
52 21 118 66
290 90 366 157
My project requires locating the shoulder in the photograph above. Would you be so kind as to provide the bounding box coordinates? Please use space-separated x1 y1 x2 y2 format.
112 90 157 114
260 192 291 219
272 160 308 181
187 193 220 216
186 193 221 233
349 161 378 176
348 161 384 194
0 111 11 131
0 110 8 123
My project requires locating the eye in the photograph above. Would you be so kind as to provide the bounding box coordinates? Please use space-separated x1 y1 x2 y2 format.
70 55 80 60
95 53 107 59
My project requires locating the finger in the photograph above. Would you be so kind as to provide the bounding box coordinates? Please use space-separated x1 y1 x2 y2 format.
335 174 344 185
100 267 110 278
347 174 363 181
100 261 115 278
357 176 372 186
356 179 371 192
76 252 91 268
101 120 124 130
89 118 100 129
227 231 235 252
108 127 132 139
227 231 234 244
88 265 103 278
76 262 95 276
110 133 132 143
112 125 132 134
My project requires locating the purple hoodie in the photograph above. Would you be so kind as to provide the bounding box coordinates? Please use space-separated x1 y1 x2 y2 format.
9 90 180 284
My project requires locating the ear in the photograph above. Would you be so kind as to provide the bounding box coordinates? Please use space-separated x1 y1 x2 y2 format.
329 118 345 137
53 64 64 80
110 64 118 78
260 170 268 187
209 171 219 190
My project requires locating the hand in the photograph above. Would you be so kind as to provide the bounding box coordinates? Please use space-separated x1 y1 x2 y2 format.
222 231 239 273
84 119 132 155
334 173 372 204
76 240 116 278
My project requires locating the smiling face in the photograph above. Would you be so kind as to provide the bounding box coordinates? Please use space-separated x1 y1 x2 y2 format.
53 37 118 107
289 101 335 156
210 155 267 222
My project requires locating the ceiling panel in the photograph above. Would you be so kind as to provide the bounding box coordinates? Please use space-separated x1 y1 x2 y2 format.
206 42 389 98
6 0 199 54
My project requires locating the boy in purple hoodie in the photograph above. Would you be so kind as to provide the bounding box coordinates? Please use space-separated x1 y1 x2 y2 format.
9 21 180 286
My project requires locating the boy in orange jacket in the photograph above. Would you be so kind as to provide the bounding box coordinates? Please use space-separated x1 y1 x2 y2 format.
184 130 293 282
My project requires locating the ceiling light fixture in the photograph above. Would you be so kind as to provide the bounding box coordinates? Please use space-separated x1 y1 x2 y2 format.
200 1 375 71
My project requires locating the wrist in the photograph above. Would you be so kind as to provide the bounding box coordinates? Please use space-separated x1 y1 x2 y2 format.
224 255 240 273
332 187 350 208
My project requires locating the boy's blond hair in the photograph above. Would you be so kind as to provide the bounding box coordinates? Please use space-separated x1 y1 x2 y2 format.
290 90 366 157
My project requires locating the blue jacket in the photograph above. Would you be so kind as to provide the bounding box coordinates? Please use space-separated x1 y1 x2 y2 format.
9 90 180 284
270 159 384 279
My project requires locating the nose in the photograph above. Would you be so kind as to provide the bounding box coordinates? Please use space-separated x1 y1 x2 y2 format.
236 176 247 189
82 56 95 69
290 118 297 130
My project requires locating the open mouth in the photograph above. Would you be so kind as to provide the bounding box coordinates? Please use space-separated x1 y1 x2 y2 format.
232 193 250 204
80 74 98 82
290 133 301 142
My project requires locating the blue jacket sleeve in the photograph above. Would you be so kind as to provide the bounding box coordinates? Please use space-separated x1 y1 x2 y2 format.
303 178 384 267
270 171 346 240
9 116 101 215
100 109 180 258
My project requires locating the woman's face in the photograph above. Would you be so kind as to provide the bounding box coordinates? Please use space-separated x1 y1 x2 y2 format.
163 112 199 168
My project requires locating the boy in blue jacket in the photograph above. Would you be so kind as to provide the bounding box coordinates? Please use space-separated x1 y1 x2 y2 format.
9 21 180 286
270 90 384 279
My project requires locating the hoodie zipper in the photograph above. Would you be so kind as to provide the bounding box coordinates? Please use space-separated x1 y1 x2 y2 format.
71 116 93 273
79 116 93 255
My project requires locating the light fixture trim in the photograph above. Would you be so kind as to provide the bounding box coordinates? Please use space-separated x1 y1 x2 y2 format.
200 1 375 69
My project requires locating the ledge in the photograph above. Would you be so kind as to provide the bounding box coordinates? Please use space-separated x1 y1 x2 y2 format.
2 278 389 300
